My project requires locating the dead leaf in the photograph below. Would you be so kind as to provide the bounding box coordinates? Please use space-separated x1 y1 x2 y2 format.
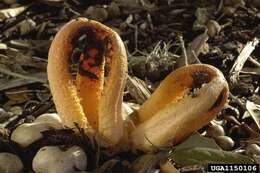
20 18 37 35
253 155 260 164
224 0 245 8
131 152 166 173
193 8 210 31
195 8 209 24
174 133 221 151
9 106 23 115
0 65 47 83
241 67 260 76
4 45 48 70
160 160 180 173
107 2 121 18
5 86 30 105
246 101 260 130
84 6 108 22
176 32 209 67
126 76 151 104
169 133 254 166
207 20 221 37
140 0 157 11
170 147 254 166
0 44 7 50
229 38 259 85
0 6 29 22
3 18 36 38
0 108 13 123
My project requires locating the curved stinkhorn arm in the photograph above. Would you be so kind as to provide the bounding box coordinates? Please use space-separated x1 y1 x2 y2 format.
48 18 127 145
130 64 229 152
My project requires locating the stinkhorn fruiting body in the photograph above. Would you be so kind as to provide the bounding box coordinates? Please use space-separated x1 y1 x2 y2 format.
48 18 127 145
130 64 229 151
47 17 229 152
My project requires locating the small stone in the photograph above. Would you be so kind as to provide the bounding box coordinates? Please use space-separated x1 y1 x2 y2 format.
107 2 121 18
9 106 23 115
246 144 260 156
223 7 236 17
206 123 225 138
0 153 23 173
32 146 87 173
84 6 108 22
20 19 36 35
11 113 63 147
207 20 221 37
253 155 260 164
229 125 248 139
215 136 235 151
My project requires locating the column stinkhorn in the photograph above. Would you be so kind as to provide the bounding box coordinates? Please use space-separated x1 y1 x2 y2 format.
48 18 127 145
130 64 229 151
47 18 229 152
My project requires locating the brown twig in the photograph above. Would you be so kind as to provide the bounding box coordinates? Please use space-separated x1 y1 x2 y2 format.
0 67 47 83
178 35 188 66
191 50 201 64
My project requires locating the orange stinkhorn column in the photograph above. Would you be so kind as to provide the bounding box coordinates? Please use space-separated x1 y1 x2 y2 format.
47 18 229 151
130 64 229 151
48 18 127 145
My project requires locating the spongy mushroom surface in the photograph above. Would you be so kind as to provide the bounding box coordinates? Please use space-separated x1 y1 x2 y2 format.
130 64 229 152
0 152 24 173
32 145 87 173
11 113 63 147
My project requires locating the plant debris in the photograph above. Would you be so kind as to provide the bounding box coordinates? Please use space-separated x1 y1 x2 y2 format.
0 0 259 172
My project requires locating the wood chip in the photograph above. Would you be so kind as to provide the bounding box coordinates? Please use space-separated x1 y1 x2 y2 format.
229 38 259 84
246 101 260 130
126 75 151 104
0 6 29 22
